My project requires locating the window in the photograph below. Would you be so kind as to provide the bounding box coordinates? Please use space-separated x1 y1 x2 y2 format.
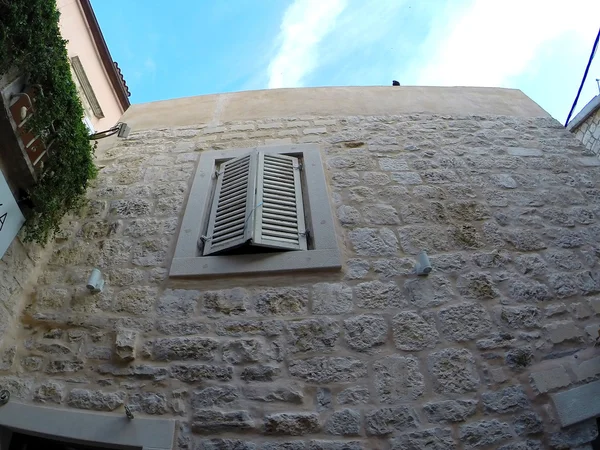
170 144 341 277
70 56 104 119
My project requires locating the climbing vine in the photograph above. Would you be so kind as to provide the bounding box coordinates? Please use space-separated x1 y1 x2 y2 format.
0 0 97 244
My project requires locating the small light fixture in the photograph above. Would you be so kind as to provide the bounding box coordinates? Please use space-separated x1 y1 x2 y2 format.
89 122 130 140
414 250 432 276
86 268 105 293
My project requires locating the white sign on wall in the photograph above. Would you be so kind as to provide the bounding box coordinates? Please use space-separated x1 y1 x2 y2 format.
0 168 25 259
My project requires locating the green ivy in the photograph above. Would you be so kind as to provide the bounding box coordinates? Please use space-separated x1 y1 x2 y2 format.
0 0 97 244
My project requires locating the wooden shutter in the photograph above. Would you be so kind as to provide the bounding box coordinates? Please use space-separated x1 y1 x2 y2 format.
252 152 307 251
202 153 256 255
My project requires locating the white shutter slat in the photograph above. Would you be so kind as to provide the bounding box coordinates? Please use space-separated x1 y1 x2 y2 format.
202 153 256 255
253 152 307 251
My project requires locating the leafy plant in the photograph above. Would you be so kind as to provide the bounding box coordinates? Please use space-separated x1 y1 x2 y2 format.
0 0 97 244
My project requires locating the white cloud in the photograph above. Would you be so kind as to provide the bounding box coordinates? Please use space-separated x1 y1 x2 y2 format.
409 0 600 87
268 0 347 88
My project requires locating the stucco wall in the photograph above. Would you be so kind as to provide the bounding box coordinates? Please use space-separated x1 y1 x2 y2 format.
122 86 549 132
57 0 124 129
1 88 600 449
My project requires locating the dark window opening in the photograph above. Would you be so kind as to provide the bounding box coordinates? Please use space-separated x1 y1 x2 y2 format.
8 432 131 450
592 418 600 450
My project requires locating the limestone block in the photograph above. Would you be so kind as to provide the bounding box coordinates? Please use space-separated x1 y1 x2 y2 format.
115 328 137 362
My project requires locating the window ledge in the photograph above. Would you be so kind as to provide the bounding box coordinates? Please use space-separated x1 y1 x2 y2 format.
171 248 342 277
0 402 175 450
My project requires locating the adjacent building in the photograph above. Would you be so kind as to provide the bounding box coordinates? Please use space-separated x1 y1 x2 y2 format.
57 0 130 132
568 94 600 157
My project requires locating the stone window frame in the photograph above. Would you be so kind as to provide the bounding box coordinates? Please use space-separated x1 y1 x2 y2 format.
0 402 175 450
170 144 341 277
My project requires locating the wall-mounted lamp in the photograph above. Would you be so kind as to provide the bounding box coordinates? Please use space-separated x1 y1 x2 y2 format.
89 122 130 140
86 268 105 293
414 250 432 276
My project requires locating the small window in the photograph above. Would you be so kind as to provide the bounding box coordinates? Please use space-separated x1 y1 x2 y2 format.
70 56 104 119
202 151 307 255
170 144 341 277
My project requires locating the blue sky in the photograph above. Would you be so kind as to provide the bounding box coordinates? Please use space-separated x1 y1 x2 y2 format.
91 0 600 123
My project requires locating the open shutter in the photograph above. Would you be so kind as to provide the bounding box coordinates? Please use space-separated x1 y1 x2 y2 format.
253 152 307 251
202 153 256 255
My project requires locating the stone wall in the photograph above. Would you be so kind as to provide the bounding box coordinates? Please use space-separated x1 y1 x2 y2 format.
2 112 600 449
570 95 600 157
0 237 46 348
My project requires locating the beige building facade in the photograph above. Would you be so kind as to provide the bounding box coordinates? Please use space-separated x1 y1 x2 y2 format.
57 0 130 131
1 86 600 449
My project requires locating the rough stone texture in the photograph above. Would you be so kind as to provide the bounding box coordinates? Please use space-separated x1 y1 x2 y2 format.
243 385 303 404
348 228 398 256
459 420 513 449
202 288 250 316
287 319 339 353
316 388 332 412
343 315 387 351
156 289 199 317
222 339 262 364
513 411 544 436
171 364 233 382
115 328 137 362
192 410 254 433
312 283 353 314
457 272 500 300
423 399 478 423
33 380 64 404
365 406 419 436
240 365 280 382
264 413 320 435
192 386 239 408
67 389 125 411
498 440 542 450
215 320 283 337
337 386 370 405
256 288 309 315
147 337 218 361
498 305 541 329
324 409 361 436
309 441 362 450
549 419 599 449
374 355 425 403
129 392 168 415
289 357 366 383
403 275 455 308
505 347 534 372
3 112 600 448
392 311 438 350
481 386 530 414
429 348 480 394
438 302 492 342
196 440 257 450
354 281 405 309
390 428 456 450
